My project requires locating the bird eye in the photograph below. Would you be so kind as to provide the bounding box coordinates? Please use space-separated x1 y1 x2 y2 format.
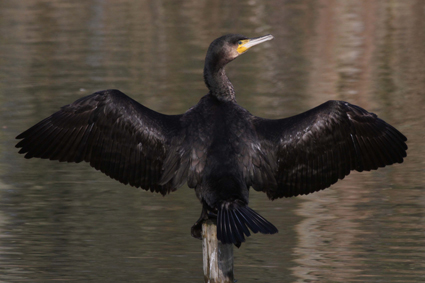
238 41 243 45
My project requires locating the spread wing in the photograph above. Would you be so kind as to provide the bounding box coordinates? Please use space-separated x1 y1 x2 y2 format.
16 89 185 195
253 100 407 200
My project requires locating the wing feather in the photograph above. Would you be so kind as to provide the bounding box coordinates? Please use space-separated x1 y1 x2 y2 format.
254 100 407 199
16 89 186 195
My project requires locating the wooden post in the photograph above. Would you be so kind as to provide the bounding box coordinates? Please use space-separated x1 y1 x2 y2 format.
202 219 234 283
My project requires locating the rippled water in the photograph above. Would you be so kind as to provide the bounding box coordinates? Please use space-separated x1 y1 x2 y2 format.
1 1 424 282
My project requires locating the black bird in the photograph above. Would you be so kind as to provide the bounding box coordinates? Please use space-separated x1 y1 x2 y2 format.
16 34 407 247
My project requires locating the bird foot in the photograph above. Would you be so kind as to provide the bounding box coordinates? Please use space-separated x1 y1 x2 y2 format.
191 222 203 240
191 206 217 240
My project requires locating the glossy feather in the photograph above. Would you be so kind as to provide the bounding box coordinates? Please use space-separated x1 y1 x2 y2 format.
16 34 407 247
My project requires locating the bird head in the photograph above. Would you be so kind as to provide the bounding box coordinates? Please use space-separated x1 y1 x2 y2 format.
206 34 274 67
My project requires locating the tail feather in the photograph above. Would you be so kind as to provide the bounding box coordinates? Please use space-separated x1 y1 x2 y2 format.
243 206 278 234
232 210 251 237
217 201 278 247
235 207 259 233
228 211 244 243
218 207 228 244
242 206 269 234
223 209 234 244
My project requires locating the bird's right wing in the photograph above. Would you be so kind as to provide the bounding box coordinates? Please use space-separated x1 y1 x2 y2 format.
16 89 186 195
253 100 407 200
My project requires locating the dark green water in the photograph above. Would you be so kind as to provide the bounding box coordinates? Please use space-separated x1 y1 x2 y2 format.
1 1 424 282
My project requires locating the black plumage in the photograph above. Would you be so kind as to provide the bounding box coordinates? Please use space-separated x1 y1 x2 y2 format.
16 34 407 247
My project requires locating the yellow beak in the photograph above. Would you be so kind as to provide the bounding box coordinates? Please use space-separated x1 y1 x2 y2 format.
237 34 274 54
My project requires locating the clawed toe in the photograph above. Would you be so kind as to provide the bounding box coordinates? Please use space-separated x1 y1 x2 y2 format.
191 222 203 240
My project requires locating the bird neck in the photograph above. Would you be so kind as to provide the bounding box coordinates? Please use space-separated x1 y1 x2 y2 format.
204 62 236 102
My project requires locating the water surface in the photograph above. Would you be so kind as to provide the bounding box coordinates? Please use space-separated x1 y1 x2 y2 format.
1 1 424 282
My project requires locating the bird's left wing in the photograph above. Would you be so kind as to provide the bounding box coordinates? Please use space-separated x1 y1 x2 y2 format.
16 89 185 195
253 100 407 200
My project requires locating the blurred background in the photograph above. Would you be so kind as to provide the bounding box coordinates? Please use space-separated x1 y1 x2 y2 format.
0 0 424 282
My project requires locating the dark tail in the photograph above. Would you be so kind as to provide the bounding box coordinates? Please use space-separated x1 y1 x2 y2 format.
216 200 278 247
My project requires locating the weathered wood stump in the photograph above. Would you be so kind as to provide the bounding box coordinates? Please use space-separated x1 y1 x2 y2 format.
202 219 234 283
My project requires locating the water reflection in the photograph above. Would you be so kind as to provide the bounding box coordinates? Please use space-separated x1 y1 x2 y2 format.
1 0 424 282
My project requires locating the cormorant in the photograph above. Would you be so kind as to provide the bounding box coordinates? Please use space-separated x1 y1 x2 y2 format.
15 34 407 247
